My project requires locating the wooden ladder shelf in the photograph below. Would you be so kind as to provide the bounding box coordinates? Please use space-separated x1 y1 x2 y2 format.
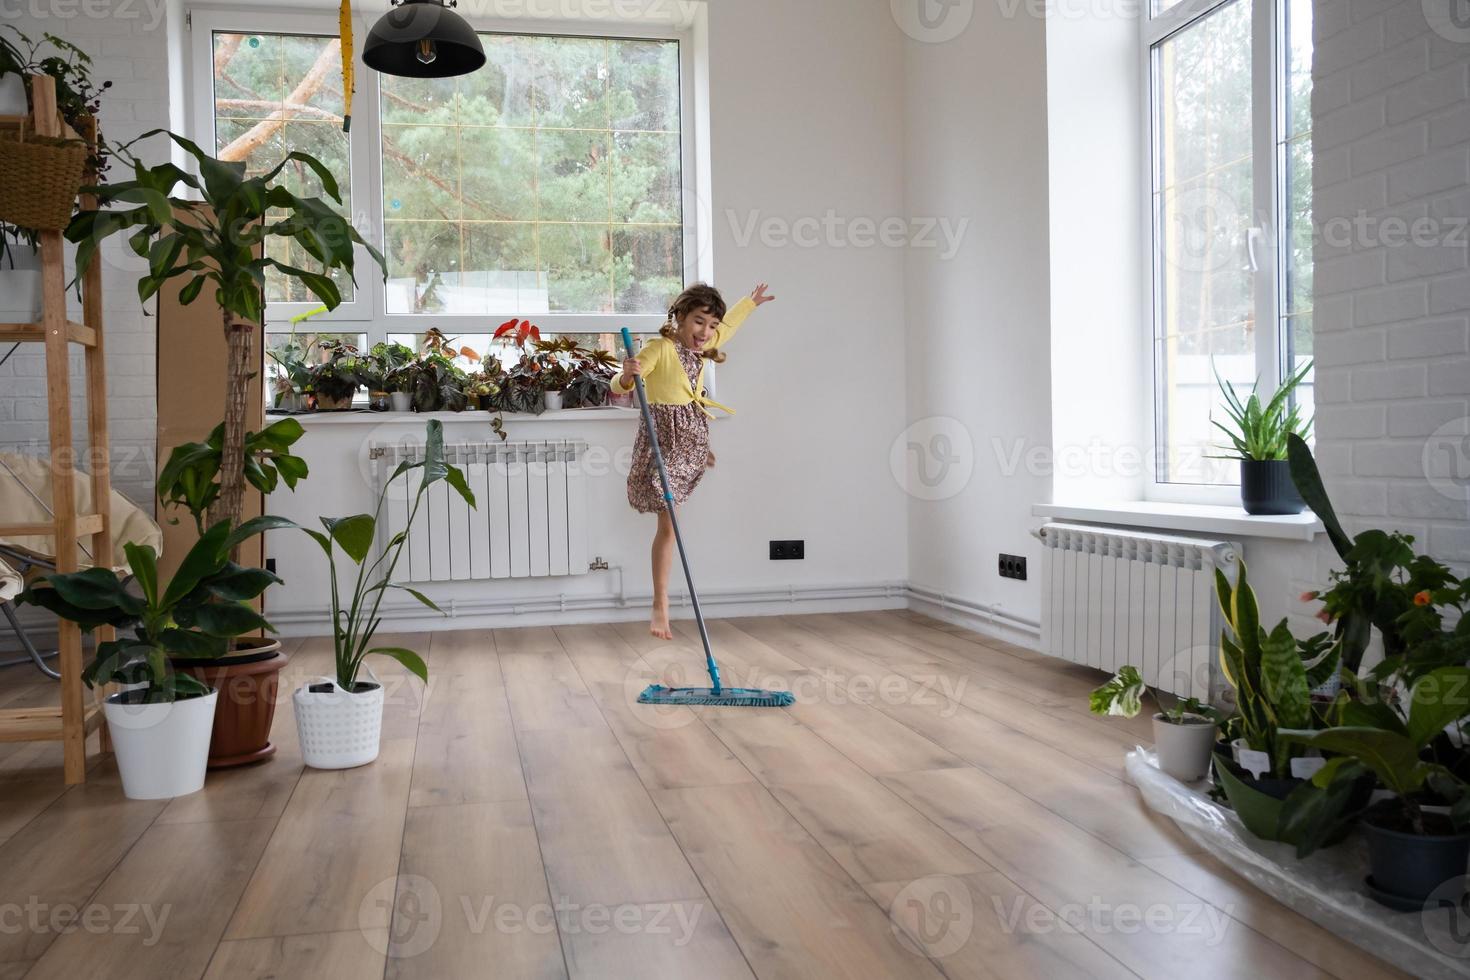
0 75 112 783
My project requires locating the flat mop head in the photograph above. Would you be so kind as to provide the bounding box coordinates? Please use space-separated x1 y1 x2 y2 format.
637 684 795 708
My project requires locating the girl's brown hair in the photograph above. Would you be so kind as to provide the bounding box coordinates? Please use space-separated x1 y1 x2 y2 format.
660 283 728 363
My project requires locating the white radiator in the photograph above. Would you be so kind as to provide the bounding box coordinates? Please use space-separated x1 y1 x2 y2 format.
1033 522 1238 701
373 440 589 582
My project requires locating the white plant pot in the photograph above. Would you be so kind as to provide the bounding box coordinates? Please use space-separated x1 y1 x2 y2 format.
1152 713 1216 782
390 391 413 412
543 390 564 411
103 689 218 800
293 669 384 769
0 244 43 324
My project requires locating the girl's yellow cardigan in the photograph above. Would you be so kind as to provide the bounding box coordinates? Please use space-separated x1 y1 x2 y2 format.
610 296 756 416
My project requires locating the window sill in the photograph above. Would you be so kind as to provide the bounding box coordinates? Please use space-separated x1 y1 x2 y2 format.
270 406 645 425
1031 501 1324 542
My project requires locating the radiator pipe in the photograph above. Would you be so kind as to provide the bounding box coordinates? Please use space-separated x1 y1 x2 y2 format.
905 584 1041 634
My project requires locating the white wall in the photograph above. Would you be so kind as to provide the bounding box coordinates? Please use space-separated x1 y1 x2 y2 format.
902 1 1053 634
0 0 173 508
1311 0 1470 579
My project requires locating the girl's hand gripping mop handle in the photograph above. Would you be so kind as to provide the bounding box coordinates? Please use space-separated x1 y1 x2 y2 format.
620 328 722 694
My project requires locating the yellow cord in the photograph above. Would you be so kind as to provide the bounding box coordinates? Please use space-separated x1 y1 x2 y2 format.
339 0 355 132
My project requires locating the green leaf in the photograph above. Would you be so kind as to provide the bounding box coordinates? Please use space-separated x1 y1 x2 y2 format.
385 583 442 612
202 563 281 602
444 465 476 509
1277 758 1368 859
123 541 159 607
1278 726 1424 796
43 565 141 613
225 515 298 554
161 521 231 608
1407 667 1470 747
157 628 229 659
189 600 274 638
1089 665 1145 718
1287 434 1352 558
368 646 429 684
1260 620 1311 730
324 514 376 564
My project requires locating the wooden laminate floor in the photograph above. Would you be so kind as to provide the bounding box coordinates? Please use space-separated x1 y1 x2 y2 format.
0 611 1408 980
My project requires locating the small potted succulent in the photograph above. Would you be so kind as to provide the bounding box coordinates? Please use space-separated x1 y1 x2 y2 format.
1089 664 1223 781
288 421 474 768
1210 359 1313 515
18 518 279 798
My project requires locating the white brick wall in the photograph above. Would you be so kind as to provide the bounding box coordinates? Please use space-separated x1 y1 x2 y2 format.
0 3 170 509
1314 0 1470 574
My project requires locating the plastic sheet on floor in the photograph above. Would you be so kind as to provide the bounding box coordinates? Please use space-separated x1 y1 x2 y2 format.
1125 747 1470 979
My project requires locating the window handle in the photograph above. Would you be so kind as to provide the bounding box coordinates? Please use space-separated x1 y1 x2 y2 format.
1246 226 1265 273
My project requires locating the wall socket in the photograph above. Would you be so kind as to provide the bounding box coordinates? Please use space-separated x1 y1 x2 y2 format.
769 540 805 560
998 553 1027 580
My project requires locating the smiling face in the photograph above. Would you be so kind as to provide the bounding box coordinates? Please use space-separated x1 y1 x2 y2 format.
675 306 721 350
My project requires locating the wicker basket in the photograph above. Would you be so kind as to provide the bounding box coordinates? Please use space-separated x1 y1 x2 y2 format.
0 124 88 231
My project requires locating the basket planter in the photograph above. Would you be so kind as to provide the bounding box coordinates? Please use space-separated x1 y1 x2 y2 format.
543 390 565 411
0 128 89 231
1152 713 1216 781
1239 459 1305 515
389 391 413 412
0 242 42 324
172 638 286 769
1362 806 1470 910
315 391 356 411
103 688 218 800
293 669 384 769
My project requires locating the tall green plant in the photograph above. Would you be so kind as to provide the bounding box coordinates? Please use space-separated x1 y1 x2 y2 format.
66 130 385 533
1210 359 1314 461
296 420 474 690
156 418 310 535
1216 559 1341 777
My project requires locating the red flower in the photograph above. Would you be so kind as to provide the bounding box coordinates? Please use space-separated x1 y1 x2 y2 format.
1299 591 1318 603
1414 590 1433 607
1316 609 1334 624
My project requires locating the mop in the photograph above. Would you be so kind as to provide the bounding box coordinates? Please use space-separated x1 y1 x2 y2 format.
620 328 794 708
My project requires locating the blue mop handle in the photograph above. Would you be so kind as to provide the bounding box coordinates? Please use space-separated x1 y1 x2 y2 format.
621 328 722 694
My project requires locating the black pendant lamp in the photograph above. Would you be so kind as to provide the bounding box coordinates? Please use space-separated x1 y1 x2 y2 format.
362 0 485 79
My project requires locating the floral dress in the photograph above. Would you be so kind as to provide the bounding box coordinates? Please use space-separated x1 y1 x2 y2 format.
627 343 714 513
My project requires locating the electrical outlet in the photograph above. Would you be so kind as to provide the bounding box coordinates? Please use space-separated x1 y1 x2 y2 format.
266 558 277 576
998 553 1027 580
769 539 805 560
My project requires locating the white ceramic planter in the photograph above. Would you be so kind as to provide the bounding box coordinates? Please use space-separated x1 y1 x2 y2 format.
0 75 25 116
0 244 43 324
389 391 413 412
104 689 218 800
294 669 384 769
1152 713 1216 781
543 390 564 411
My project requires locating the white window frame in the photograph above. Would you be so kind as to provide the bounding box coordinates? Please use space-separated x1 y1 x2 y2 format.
187 6 701 342
1141 0 1300 504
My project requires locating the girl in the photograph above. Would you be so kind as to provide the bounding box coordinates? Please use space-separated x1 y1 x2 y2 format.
615 281 776 639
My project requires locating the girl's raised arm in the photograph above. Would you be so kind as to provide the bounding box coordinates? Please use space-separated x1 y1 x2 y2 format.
709 282 776 349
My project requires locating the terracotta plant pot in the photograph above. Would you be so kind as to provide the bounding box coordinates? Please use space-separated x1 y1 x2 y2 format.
173 638 287 768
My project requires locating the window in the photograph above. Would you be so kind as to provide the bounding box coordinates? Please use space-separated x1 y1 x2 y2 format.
190 10 693 375
1145 0 1313 491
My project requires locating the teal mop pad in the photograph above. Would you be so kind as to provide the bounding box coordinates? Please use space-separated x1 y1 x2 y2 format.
619 328 793 709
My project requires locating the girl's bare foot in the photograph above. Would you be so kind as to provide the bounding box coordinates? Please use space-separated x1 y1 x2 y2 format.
649 605 673 640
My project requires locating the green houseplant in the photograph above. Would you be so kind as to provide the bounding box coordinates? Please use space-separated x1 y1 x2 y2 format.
18 518 280 798
1279 667 1470 907
67 129 385 532
371 341 417 411
1090 665 1223 781
1212 559 1343 841
1211 359 1313 515
307 339 362 410
290 420 475 769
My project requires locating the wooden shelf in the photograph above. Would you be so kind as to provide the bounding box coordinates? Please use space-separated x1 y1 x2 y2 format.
0 320 98 347
0 703 103 743
0 513 104 539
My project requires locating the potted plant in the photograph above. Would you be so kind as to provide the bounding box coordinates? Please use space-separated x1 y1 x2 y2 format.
563 343 618 408
289 421 475 768
1089 664 1223 781
306 339 362 410
68 129 384 533
267 337 314 413
1211 558 1342 841
1210 360 1312 515
372 341 417 411
1279 666 1470 909
0 27 110 323
17 518 279 798
153 418 307 767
